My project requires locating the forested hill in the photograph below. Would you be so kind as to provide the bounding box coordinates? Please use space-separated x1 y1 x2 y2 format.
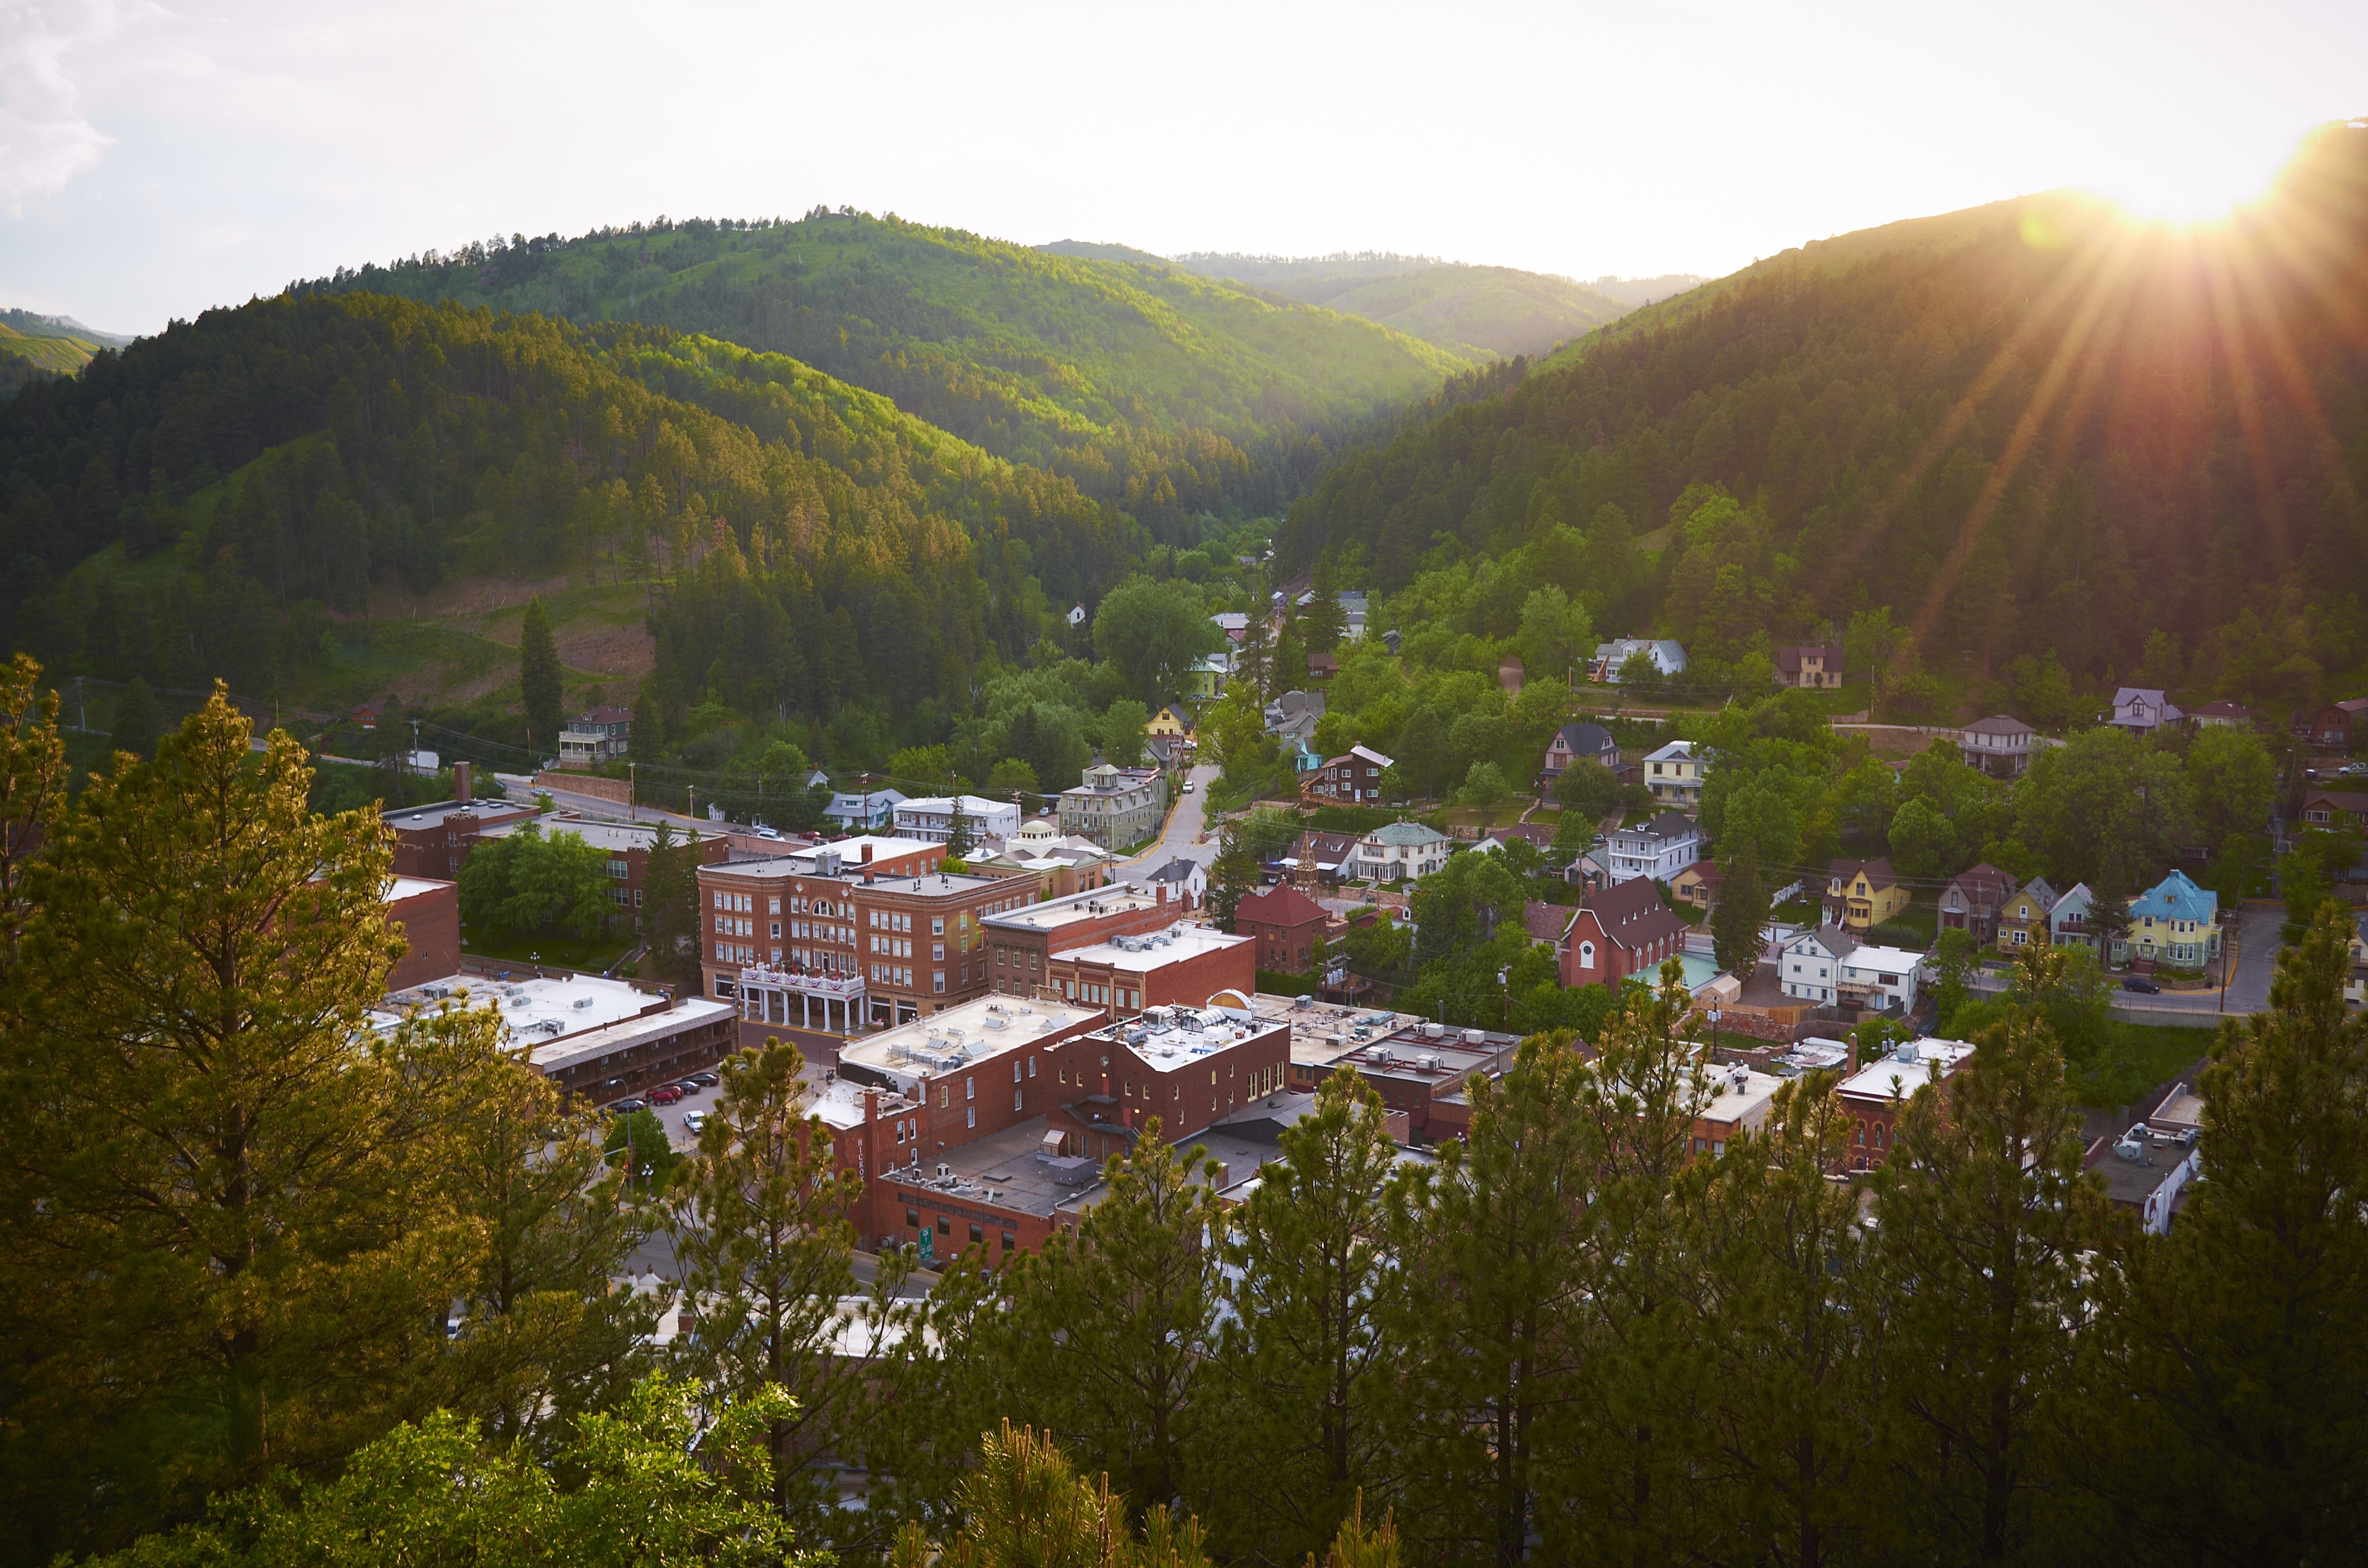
0 312 131 396
295 211 1472 539
1170 253 1635 358
1281 120 2368 713
0 291 1133 725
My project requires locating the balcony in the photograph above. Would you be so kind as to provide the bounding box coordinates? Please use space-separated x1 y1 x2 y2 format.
741 964 866 998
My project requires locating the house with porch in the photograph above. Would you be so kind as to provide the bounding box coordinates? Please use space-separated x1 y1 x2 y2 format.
2050 882 2099 951
1540 722 1621 786
2106 688 2183 737
1998 877 2058 948
1774 644 1845 689
1353 821 1451 882
1939 863 2018 945
1642 740 1708 811
2116 870 2220 969
1779 925 1859 1005
1606 812 1701 885
1825 858 1908 930
1959 715 2034 779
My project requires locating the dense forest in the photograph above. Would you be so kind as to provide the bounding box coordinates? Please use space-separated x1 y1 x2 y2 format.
1280 120 2368 713
290 210 1470 540
0 292 1134 729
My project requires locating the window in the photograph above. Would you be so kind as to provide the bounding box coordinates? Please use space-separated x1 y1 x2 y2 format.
768 897 780 913
932 917 945 936
771 922 781 938
1014 1088 1023 1111
965 1076 975 1101
1001 1231 1016 1252
969 1223 985 1245
905 1207 919 1229
1027 1056 1036 1078
965 1106 976 1128
937 1217 950 1235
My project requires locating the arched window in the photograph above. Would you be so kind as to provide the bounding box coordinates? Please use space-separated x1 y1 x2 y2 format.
1854 1120 1866 1146
1579 941 1597 970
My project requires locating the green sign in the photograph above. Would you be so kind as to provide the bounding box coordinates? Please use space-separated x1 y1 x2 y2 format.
918 1226 934 1262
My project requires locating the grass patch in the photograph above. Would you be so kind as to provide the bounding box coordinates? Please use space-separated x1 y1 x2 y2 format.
2070 1023 2215 1110
1257 969 1319 996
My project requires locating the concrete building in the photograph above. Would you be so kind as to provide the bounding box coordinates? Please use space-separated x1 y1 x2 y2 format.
1056 764 1168 851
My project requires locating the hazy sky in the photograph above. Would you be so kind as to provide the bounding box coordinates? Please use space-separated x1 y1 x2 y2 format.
5 0 2362 334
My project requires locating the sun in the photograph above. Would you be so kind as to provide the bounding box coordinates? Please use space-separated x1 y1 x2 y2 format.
2088 123 2305 226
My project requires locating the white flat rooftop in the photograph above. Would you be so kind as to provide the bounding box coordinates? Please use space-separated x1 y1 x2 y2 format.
1058 922 1245 971
390 971 667 1049
383 876 451 901
1086 1008 1276 1076
1841 945 1927 975
1698 1066 1790 1131
982 887 1165 934
836 993 1103 1090
1840 1037 1975 1102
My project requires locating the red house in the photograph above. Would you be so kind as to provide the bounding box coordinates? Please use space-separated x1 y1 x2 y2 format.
1558 877 1690 989
1235 884 1330 974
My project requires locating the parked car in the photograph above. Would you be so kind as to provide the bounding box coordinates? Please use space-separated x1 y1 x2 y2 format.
683 1110 707 1135
648 1085 684 1105
672 1079 704 1096
2343 761 2368 776
2121 976 2161 994
609 1098 648 1115
688 1072 720 1088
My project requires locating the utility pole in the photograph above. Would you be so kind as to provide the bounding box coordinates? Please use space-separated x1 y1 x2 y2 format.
628 761 637 823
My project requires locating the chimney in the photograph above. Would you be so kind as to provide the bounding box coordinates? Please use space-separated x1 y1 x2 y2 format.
454 760 472 803
861 844 873 864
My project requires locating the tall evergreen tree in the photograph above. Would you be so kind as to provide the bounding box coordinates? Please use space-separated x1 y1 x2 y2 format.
1393 1032 1597 1566
946 794 977 858
1711 840 1769 977
0 652 65 976
1199 1069 1413 1564
519 597 564 756
4 688 487 1551
109 676 163 766
2076 900 2368 1561
639 821 702 990
1865 944 2103 1561
989 1120 1224 1517
667 1041 864 1533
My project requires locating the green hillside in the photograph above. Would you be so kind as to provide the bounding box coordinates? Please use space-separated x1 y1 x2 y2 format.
1174 253 1635 358
298 211 1472 533
1280 120 2368 718
0 292 1141 742
0 318 112 396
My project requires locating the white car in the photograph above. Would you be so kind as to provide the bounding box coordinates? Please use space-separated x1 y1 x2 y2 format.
1182 781 1195 793
683 1110 707 1135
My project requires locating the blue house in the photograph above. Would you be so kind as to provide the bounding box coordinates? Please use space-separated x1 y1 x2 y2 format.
2116 870 2220 968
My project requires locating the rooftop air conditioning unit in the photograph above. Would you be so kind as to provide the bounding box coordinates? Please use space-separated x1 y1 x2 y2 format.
936 1164 952 1180
573 996 595 1009
1463 1029 1485 1046
1416 1054 1441 1071
1422 1022 1445 1039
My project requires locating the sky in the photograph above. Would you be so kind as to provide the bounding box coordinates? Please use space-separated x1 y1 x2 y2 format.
4 0 2362 335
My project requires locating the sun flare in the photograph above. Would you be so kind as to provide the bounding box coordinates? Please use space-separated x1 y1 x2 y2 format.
2088 123 2306 226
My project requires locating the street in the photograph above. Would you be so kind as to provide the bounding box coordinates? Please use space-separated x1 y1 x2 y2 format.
1122 761 1221 871
1967 901 2284 1019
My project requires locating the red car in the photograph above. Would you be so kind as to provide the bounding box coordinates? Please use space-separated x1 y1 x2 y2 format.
648 1085 684 1106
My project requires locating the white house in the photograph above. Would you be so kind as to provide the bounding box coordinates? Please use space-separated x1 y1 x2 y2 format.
2107 687 2183 737
892 794 1022 845
1642 739 1709 811
1593 638 1689 682
1780 925 1861 1004
823 788 906 832
1354 821 1451 882
1837 943 1926 1015
1605 811 1700 885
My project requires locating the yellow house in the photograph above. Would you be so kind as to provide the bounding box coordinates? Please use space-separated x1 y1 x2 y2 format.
1671 860 1723 909
1148 704 1195 741
1998 877 2057 948
1825 857 1909 930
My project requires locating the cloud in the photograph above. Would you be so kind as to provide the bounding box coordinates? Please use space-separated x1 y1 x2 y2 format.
0 0 137 208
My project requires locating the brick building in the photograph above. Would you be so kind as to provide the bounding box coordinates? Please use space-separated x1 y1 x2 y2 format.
379 970 737 1108
982 885 1190 997
1233 885 1330 973
1836 1036 1976 1172
1045 923 1253 1017
471 816 730 929
1288 1017 1516 1144
382 876 461 991
821 995 1289 1262
1558 876 1689 989
696 838 1038 1030
383 766 536 878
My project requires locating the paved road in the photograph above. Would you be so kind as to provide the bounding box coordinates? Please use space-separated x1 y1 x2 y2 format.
1123 761 1221 871
1967 901 2283 1019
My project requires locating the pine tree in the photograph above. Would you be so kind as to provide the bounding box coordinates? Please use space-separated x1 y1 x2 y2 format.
0 652 65 976
519 597 564 757
667 1041 864 1531
1303 559 1347 655
1864 944 2103 1561
1200 1069 1414 1563
1711 840 1768 977
1394 1033 1597 1566
2076 900 2368 1561
639 820 702 990
109 676 163 766
7 686 482 1543
989 1119 1224 1516
947 795 977 859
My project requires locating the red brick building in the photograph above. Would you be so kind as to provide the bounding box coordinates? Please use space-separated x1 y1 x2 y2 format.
1558 877 1689 988
982 885 1191 997
1235 885 1330 973
385 796 537 879
382 876 460 990
1045 924 1253 1017
822 996 1292 1261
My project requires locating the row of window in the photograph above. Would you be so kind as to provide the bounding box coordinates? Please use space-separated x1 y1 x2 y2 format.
904 1208 1016 1253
